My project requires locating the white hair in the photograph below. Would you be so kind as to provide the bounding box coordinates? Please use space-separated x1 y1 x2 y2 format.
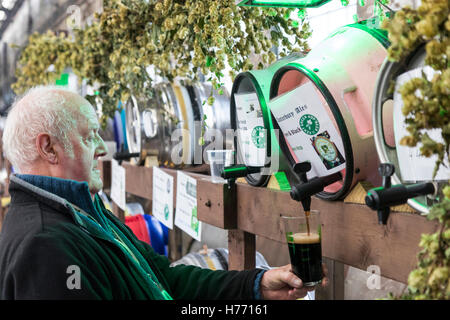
2 85 81 172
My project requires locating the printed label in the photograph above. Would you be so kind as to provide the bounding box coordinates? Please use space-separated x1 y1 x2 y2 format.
175 171 201 241
234 92 267 167
152 167 174 229
111 159 126 210
269 82 346 178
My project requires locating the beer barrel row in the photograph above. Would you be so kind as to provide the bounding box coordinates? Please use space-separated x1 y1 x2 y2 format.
120 21 443 213
232 22 390 201
124 82 231 168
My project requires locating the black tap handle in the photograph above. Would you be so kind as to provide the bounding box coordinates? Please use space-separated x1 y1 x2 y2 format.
379 163 395 189
292 162 312 183
365 182 436 210
113 151 140 161
290 172 342 202
221 165 261 180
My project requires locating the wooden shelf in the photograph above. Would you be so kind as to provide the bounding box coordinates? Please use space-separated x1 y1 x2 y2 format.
99 159 440 284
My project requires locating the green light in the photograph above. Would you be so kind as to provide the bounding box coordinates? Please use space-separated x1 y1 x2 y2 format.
55 73 69 86
238 0 331 8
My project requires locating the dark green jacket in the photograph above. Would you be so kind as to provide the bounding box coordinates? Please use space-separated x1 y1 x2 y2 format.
0 175 261 300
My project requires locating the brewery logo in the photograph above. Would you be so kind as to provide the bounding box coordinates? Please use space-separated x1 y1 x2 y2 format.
299 114 320 135
191 206 199 234
251 125 266 149
164 204 170 220
310 130 345 170
313 136 337 162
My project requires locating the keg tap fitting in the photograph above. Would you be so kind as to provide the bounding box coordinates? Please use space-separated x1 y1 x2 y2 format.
221 165 262 186
112 144 140 165
365 163 437 225
290 162 342 212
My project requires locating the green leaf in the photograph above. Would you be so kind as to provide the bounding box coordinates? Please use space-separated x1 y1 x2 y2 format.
205 55 214 67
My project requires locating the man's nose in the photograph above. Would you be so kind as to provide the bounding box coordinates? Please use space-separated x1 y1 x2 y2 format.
95 136 108 158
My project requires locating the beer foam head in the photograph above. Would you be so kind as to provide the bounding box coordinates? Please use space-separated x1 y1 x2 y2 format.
292 232 320 244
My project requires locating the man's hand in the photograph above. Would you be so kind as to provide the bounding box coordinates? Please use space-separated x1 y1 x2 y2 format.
259 264 329 300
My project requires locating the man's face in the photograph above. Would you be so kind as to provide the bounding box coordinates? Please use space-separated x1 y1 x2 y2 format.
57 100 107 196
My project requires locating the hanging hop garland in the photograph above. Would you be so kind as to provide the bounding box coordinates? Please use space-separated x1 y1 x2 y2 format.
381 0 449 300
12 0 311 128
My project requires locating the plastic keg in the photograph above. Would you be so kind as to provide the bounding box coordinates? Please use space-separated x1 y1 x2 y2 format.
230 52 304 187
269 22 390 200
372 45 447 213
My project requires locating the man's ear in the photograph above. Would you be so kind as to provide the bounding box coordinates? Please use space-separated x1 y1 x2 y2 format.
36 133 58 165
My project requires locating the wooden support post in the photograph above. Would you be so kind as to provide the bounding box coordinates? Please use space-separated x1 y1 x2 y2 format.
112 202 125 223
228 229 256 271
315 258 345 300
197 176 237 229
99 160 111 190
168 226 183 262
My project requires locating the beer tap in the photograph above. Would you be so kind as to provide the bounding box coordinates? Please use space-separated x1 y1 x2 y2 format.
290 161 342 212
112 143 140 165
221 165 262 187
365 163 437 225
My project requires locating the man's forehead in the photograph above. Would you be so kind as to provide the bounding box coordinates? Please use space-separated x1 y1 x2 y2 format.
78 104 100 127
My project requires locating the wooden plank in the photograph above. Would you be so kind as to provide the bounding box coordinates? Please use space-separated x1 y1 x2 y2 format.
98 159 111 190
112 202 125 223
101 162 441 283
315 258 345 300
121 163 236 229
234 182 440 283
319 200 439 284
122 162 154 199
228 229 256 271
197 176 237 229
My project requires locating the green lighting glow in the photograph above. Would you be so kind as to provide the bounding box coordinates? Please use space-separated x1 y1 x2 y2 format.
55 73 69 86
238 0 331 8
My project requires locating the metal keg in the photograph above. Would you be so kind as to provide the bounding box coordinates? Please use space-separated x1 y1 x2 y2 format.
269 22 390 200
125 83 231 168
372 45 447 213
230 53 303 187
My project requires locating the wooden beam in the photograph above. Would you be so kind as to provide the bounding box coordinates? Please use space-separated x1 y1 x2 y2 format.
234 182 440 283
197 176 237 229
98 159 111 190
228 230 255 271
112 201 125 223
100 162 441 283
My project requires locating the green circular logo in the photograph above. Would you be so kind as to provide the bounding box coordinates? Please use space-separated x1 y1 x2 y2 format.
164 204 169 220
299 114 320 135
314 137 337 161
251 126 266 149
191 206 199 233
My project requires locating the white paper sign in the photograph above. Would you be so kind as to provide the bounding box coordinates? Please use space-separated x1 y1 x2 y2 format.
269 82 346 178
393 66 450 182
234 92 267 167
174 171 201 241
152 167 174 229
110 159 126 210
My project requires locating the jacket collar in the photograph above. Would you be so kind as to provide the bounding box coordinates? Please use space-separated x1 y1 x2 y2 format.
9 174 114 243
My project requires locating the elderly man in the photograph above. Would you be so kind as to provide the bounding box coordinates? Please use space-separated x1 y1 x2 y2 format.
0 86 327 300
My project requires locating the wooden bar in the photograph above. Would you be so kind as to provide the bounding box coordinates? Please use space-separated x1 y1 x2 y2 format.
100 161 441 284
197 176 237 229
234 182 440 283
122 162 154 199
112 202 125 223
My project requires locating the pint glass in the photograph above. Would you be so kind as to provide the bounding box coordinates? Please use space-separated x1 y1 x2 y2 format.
282 211 322 286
